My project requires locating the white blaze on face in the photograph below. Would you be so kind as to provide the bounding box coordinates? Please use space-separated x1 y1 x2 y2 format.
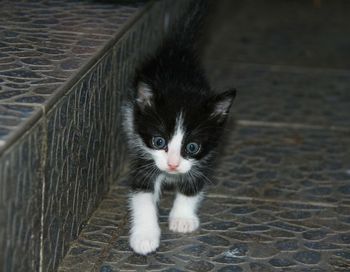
167 117 184 169
151 113 193 174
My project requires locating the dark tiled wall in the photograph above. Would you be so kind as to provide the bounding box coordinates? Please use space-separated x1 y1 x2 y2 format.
0 122 43 271
42 59 116 270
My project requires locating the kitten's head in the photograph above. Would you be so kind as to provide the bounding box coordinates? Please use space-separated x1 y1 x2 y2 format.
128 79 236 176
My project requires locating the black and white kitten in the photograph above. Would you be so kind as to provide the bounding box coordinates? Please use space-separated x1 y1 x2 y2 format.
123 0 236 255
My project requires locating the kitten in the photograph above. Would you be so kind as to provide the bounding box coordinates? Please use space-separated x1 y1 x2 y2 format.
122 0 236 255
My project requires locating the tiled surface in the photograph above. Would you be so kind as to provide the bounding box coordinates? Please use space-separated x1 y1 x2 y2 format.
59 184 350 272
0 0 142 152
42 53 116 270
0 0 192 271
211 125 350 205
0 104 41 145
0 122 43 271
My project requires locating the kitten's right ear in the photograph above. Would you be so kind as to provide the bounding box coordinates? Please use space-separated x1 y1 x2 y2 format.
136 82 153 110
210 89 237 122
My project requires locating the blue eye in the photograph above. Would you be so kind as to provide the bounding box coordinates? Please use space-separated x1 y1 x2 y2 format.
152 136 167 149
186 142 200 155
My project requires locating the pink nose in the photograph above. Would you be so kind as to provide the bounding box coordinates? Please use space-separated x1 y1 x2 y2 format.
167 162 179 170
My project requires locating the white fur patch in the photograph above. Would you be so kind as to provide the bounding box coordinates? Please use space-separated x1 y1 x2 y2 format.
167 119 184 167
129 192 160 255
151 113 193 174
169 193 202 233
153 174 165 203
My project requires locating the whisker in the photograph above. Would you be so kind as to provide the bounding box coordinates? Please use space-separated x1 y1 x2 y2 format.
190 168 213 185
132 162 155 171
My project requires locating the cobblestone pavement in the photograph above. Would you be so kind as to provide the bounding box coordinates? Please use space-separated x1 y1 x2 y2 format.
60 0 350 271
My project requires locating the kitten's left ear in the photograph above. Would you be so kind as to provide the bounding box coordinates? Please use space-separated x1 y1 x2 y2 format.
210 89 237 122
136 82 153 110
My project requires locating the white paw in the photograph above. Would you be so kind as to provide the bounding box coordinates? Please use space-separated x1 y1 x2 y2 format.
169 216 199 233
130 231 160 255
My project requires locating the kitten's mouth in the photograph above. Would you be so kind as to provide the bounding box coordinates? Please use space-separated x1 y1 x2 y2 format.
166 169 179 174
164 166 187 175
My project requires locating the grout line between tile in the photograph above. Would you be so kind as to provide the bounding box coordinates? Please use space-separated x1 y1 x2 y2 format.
206 193 340 208
237 119 350 133
205 59 350 75
39 111 48 272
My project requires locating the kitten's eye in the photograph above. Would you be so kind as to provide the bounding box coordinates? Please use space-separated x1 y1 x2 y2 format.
152 136 167 150
185 142 200 155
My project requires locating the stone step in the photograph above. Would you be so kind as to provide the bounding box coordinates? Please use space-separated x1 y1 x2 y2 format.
0 1 190 271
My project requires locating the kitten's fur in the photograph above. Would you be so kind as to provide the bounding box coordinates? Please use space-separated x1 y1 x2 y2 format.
123 0 236 255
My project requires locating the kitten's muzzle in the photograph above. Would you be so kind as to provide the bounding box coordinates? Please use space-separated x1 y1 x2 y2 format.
167 162 179 172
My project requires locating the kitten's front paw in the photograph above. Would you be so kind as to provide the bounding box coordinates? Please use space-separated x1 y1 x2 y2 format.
169 216 199 233
130 231 160 255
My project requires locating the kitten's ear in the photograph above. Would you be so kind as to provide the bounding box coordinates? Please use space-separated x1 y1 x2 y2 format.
210 89 237 122
136 82 153 110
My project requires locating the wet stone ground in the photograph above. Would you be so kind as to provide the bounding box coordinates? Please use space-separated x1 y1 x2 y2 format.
60 0 350 271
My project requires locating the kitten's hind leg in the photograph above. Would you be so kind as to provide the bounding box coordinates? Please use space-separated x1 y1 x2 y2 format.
129 192 160 255
169 192 203 233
